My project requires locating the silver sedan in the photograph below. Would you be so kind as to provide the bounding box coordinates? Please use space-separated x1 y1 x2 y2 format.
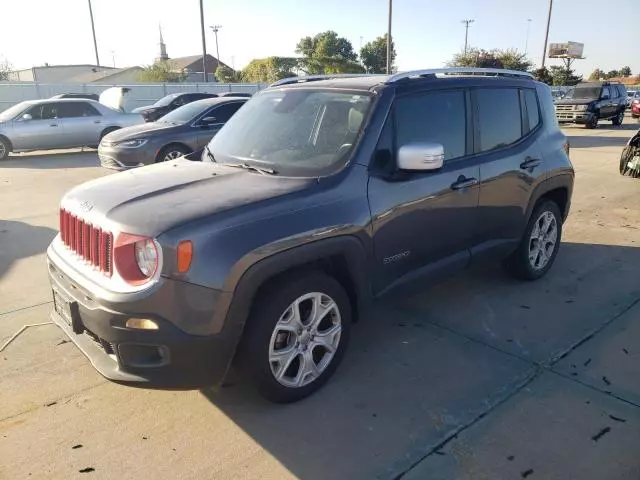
0 99 144 160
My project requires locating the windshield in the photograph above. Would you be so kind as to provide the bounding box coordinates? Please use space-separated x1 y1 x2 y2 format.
564 86 601 100
0 102 29 122
206 89 372 175
158 101 211 124
153 94 179 107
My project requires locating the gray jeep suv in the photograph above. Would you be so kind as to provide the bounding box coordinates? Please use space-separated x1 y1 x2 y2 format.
47 68 573 403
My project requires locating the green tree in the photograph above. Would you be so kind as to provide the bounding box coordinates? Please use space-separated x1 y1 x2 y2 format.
619 66 632 77
241 57 298 83
604 69 619 79
295 31 360 74
0 58 11 81
448 48 532 71
549 65 582 86
532 67 553 85
495 49 533 71
588 68 603 81
215 65 241 83
137 61 187 83
360 34 396 74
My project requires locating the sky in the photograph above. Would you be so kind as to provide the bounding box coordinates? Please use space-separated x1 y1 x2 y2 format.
1 0 639 77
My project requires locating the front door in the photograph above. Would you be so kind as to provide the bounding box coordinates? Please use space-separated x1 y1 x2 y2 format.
474 87 547 255
368 88 480 294
11 102 65 150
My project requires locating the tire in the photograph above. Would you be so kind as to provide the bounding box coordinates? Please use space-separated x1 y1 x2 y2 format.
155 144 190 163
0 137 10 161
242 271 351 403
504 201 563 281
612 109 624 126
585 114 598 129
91 127 120 149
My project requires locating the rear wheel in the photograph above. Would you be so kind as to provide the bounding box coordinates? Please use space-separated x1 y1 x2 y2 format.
504 201 562 281
0 137 10 161
612 109 624 126
91 127 120 149
242 271 351 403
155 144 189 163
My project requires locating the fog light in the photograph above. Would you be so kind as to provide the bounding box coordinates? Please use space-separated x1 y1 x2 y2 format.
126 318 159 330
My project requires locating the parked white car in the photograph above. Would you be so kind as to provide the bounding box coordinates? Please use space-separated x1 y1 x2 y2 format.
0 98 143 160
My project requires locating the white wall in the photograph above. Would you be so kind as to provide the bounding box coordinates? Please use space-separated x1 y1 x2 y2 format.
0 82 266 112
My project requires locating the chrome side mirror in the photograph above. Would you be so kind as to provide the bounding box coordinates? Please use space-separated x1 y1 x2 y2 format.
21 113 33 121
397 142 444 171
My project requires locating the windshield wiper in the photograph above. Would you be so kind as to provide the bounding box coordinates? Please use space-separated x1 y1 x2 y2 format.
204 145 217 162
225 162 278 176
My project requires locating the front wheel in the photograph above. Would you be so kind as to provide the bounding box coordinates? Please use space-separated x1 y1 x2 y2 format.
612 110 625 126
504 201 562 280
242 271 351 403
0 137 10 161
156 144 189 163
585 114 598 129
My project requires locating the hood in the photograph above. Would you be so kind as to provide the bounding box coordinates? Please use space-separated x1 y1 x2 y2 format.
555 98 596 105
102 122 181 143
60 159 312 236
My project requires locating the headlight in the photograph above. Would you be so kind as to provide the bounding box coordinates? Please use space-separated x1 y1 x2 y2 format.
575 104 588 111
134 238 158 277
117 139 148 148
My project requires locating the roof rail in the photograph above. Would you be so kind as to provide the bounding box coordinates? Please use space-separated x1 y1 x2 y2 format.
269 74 377 88
386 67 534 83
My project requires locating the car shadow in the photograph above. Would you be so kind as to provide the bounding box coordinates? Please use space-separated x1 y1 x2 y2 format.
199 241 640 480
0 150 99 169
567 135 631 148
0 220 57 278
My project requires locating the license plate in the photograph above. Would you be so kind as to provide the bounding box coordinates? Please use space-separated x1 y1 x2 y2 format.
53 289 73 327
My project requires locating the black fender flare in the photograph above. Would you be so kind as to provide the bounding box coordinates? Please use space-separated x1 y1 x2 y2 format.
524 173 574 224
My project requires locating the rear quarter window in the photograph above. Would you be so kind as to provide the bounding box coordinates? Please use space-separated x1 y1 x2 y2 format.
476 88 522 152
523 89 541 133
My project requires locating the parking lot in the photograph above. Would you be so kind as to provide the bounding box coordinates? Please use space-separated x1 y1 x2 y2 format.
1 118 639 479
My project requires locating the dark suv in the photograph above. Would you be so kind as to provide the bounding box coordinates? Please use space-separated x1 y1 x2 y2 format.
47 68 573 403
132 92 218 122
555 81 627 128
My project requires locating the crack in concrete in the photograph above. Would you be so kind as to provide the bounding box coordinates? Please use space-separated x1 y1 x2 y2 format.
0 301 53 317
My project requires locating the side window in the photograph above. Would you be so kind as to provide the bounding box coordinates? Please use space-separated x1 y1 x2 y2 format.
41 103 59 120
601 86 611 99
617 86 626 98
207 102 244 123
372 115 394 173
394 90 466 162
25 104 43 120
172 95 187 107
59 102 100 118
476 88 522 152
523 89 541 132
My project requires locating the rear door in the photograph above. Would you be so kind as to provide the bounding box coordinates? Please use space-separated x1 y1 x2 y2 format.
368 88 480 294
194 101 245 147
473 86 546 258
599 86 614 118
58 102 103 147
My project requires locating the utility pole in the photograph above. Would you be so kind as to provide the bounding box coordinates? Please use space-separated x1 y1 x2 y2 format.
541 0 553 68
461 19 474 56
386 0 392 74
111 50 115 68
524 18 532 54
199 0 208 82
210 25 222 69
87 0 100 66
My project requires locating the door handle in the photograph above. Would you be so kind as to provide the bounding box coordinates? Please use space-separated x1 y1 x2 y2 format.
520 157 541 170
50 124 58 127
450 176 478 190
93 120 101 124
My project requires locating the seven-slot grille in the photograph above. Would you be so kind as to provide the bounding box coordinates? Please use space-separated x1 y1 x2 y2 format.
555 105 574 112
59 209 113 276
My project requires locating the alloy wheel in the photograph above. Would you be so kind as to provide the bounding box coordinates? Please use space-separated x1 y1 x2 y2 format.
528 211 558 270
163 150 184 161
268 292 342 388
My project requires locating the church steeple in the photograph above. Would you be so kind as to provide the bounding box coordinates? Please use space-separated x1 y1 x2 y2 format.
157 24 169 62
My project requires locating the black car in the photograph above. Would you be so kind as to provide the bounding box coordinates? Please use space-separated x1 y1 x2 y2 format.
132 92 218 122
98 97 246 169
555 81 627 128
51 93 100 101
49 69 573 402
219 92 253 98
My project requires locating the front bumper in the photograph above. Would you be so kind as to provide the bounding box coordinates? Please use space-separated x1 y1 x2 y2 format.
98 144 157 170
47 254 237 389
555 110 594 124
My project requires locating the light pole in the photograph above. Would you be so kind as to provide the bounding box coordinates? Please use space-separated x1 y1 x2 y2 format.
87 0 100 65
210 25 222 69
461 19 474 56
524 18 532 54
386 0 392 74
541 0 553 68
199 0 207 82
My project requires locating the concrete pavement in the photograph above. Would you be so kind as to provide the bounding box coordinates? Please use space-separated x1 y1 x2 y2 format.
1 120 639 479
